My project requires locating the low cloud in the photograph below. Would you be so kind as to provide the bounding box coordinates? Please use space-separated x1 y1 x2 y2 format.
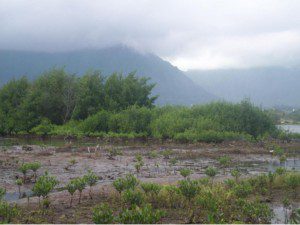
1 0 300 70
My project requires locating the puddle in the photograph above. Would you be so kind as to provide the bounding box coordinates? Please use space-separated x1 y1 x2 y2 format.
4 190 33 202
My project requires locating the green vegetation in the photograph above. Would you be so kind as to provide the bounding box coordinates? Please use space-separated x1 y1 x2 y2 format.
32 172 59 205
83 170 98 199
118 204 165 224
0 68 285 143
179 168 192 179
4 170 300 224
92 203 114 224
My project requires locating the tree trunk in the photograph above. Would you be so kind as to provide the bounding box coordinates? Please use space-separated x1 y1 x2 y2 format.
79 191 82 204
89 186 93 199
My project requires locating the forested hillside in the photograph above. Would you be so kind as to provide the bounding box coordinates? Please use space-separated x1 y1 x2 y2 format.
0 46 215 105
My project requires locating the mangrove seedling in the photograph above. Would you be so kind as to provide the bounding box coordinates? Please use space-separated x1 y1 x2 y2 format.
282 196 291 224
107 148 122 160
84 170 98 199
74 177 87 204
134 162 143 174
205 166 218 183
285 173 300 197
66 180 77 207
122 189 144 208
275 167 286 175
0 187 6 200
15 178 23 197
118 204 165 224
92 203 114 224
29 162 41 182
147 150 158 159
0 201 19 223
18 163 30 182
140 182 162 202
113 178 125 195
218 156 231 174
32 172 59 205
178 179 199 203
180 168 192 180
231 168 241 182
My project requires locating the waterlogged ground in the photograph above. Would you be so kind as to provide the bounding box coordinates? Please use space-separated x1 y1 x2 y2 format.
0 137 300 223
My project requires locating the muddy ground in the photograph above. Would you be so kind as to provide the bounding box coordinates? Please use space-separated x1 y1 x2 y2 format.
0 139 300 223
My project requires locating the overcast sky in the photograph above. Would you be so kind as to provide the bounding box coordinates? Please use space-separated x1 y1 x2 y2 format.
1 0 300 70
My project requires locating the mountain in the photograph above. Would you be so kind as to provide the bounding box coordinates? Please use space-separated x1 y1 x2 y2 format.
186 67 300 108
0 46 215 105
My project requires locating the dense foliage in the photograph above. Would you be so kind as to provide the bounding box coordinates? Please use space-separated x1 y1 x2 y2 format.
0 68 156 134
0 68 280 142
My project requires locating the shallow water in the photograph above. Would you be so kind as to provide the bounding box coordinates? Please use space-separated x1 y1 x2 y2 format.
0 137 98 147
278 124 300 134
4 190 33 201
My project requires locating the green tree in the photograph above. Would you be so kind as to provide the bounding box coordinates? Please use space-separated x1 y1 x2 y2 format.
26 68 78 125
0 77 30 134
72 71 105 120
104 72 156 111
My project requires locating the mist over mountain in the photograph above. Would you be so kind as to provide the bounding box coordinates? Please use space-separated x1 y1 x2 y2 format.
186 67 300 108
0 46 216 105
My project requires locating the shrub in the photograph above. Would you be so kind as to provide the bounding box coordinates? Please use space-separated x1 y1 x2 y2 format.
92 203 114 224
134 162 143 174
218 156 231 174
178 179 199 202
285 173 300 197
224 179 236 188
147 150 158 159
205 166 218 181
169 157 178 166
231 168 241 182
140 182 162 201
30 118 54 136
107 148 123 160
118 204 165 224
274 145 284 156
122 174 139 190
161 185 182 208
32 172 58 203
198 177 210 186
160 149 174 160
275 167 286 175
122 189 144 208
28 162 41 181
18 163 30 181
73 177 86 203
0 201 19 223
179 168 192 179
113 178 126 194
0 188 5 200
80 110 110 134
232 181 253 198
237 199 273 223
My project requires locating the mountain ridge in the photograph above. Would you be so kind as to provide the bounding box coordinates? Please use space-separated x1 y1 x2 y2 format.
186 67 300 108
0 46 216 105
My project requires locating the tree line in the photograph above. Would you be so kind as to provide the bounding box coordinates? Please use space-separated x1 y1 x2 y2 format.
0 68 156 134
0 68 279 142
